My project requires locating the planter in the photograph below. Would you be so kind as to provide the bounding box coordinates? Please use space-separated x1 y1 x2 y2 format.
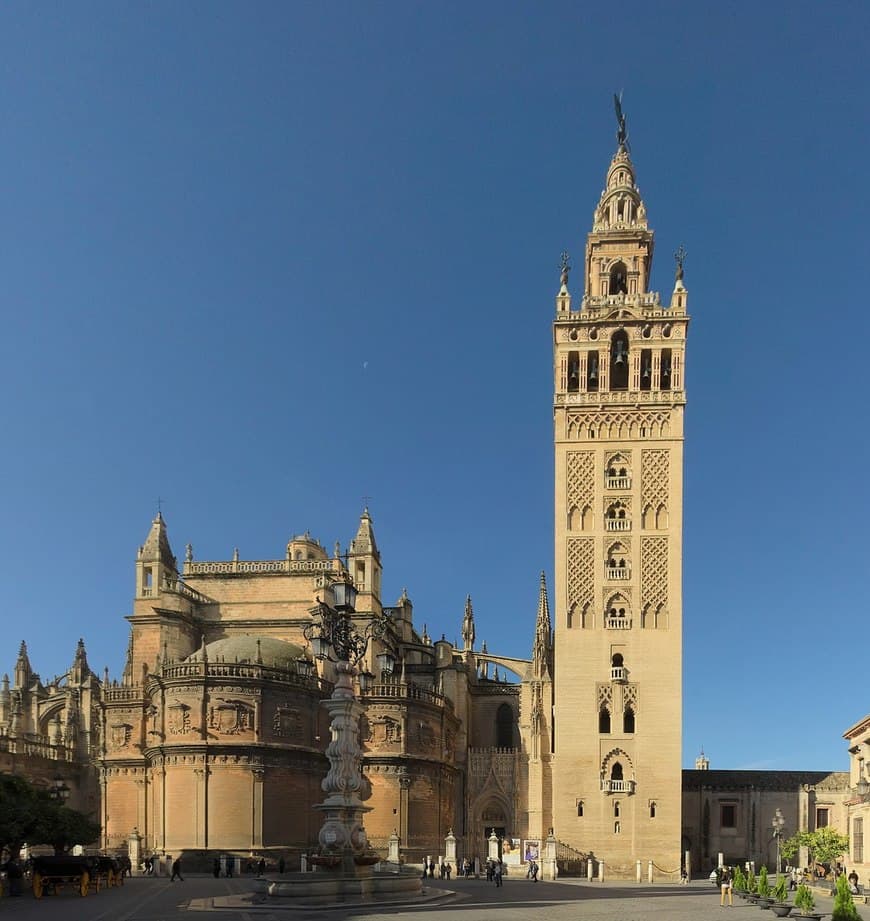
353 855 380 866
757 896 775 909
795 915 822 921
308 855 341 869
770 905 793 917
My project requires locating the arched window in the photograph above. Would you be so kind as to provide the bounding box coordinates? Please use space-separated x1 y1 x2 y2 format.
649 802 657 819
598 707 611 734
496 703 514 749
577 800 584 817
609 331 629 391
609 261 628 295
613 799 621 817
586 351 599 391
567 351 580 392
611 762 624 781
624 706 635 733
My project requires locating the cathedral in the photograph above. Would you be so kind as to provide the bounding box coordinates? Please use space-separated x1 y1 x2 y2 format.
4 111 863 881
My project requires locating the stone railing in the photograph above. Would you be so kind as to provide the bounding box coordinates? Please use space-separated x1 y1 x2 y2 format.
605 476 631 490
582 292 662 310
364 681 453 711
606 619 632 632
0 733 67 761
600 778 635 794
104 686 144 703
184 559 334 576
605 519 630 532
159 660 330 693
556 389 685 405
605 567 629 580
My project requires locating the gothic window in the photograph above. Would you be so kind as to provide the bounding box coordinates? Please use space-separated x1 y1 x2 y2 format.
496 703 514 749
605 500 629 531
598 707 611 734
567 351 580 392
606 598 631 632
609 261 628 295
587 351 599 391
611 652 627 680
624 706 635 734
614 799 621 817
611 762 624 782
640 348 652 391
609 331 629 391
606 541 629 578
660 348 672 391
605 454 631 488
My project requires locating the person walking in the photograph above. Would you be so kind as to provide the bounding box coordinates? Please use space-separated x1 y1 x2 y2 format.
494 860 503 887
279 856 286 875
213 857 221 879
170 857 184 882
257 857 266 878
720 866 733 907
225 855 234 878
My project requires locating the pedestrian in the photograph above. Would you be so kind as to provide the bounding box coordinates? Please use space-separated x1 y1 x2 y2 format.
170 857 184 882
531 860 539 882
848 869 859 894
446 862 452 880
225 854 234 878
494 860 503 887
680 867 688 885
279 856 286 875
213 857 221 878
257 857 266 877
428 859 435 878
720 866 732 907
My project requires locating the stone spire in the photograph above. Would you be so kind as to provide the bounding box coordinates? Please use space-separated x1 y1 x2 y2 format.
69 638 91 685
138 511 177 571
14 641 33 689
531 572 553 680
349 507 378 557
461 595 475 651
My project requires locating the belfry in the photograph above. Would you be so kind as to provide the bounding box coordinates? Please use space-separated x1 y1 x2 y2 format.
550 99 690 872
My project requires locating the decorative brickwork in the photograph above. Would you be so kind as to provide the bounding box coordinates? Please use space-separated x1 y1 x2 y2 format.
567 537 595 627
641 536 668 627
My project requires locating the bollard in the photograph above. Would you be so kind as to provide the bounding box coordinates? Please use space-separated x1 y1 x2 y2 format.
648 859 654 883
636 859 642 883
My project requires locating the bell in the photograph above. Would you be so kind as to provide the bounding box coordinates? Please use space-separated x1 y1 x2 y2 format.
661 362 671 378
589 362 598 382
613 342 628 366
642 364 651 380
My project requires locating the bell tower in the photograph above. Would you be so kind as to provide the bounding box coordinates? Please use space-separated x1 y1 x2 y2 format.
550 100 689 874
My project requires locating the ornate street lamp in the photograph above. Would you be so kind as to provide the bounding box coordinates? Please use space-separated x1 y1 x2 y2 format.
302 576 397 874
771 808 785 874
50 777 71 803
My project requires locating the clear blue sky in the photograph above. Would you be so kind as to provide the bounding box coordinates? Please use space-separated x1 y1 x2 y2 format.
1 2 867 772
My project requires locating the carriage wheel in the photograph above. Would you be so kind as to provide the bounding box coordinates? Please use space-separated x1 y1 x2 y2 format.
32 873 44 899
80 871 89 897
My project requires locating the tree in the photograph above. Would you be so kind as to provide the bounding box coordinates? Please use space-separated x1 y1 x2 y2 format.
781 832 802 864
0 775 100 857
0 775 42 857
802 827 850 875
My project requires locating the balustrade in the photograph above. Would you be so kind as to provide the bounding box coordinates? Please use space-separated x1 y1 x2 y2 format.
605 519 631 531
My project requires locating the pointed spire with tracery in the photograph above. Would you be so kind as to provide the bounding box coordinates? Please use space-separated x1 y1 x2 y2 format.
461 595 475 651
14 641 33 689
532 572 553 680
139 511 177 571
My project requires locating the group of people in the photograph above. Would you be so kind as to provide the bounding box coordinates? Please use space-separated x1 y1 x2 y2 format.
485 858 505 885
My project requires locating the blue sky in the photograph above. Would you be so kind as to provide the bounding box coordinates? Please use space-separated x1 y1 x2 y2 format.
1 2 867 772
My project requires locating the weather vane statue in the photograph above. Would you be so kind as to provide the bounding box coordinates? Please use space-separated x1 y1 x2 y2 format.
559 251 572 287
674 244 687 281
614 92 629 151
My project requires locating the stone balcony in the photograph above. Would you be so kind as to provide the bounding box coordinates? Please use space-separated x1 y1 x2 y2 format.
600 778 636 794
605 519 631 532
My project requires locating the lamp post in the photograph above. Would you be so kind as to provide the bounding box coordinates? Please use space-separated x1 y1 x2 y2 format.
303 577 396 875
50 777 71 804
771 808 785 874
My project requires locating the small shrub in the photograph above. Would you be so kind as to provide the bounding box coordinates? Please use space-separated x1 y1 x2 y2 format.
795 883 815 914
832 871 862 921
759 866 772 898
747 867 758 894
774 874 789 903
733 866 746 891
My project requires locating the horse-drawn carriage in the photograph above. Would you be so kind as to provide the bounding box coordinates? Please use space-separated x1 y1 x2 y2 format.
31 854 121 898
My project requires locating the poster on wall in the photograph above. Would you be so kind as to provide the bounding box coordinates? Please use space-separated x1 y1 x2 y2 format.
502 837 521 866
523 840 541 863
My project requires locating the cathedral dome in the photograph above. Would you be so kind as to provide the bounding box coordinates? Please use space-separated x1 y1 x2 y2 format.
185 635 307 668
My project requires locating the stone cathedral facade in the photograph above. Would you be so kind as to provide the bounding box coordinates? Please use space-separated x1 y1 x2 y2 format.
0 123 688 876
24 119 847 880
